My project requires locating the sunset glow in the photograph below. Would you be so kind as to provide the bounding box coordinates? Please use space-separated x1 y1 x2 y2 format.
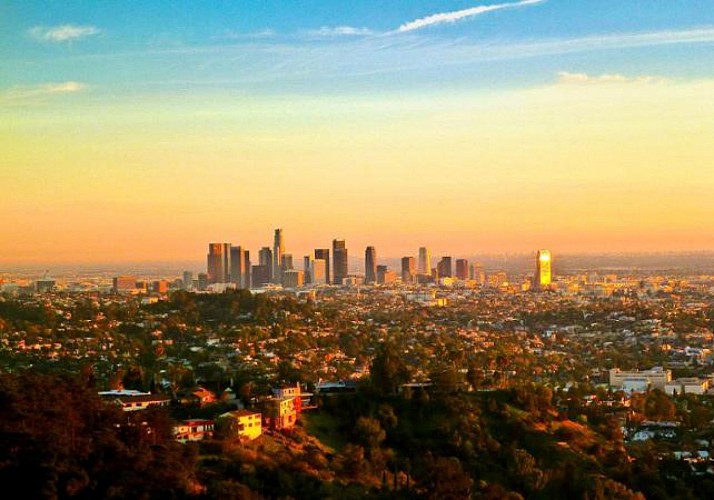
3 1 714 264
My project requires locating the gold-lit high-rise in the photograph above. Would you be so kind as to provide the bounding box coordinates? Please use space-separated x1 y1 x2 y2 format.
535 249 552 288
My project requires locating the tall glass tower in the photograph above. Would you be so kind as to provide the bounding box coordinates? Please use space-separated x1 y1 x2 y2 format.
418 247 431 275
365 246 377 284
273 228 284 284
332 239 348 285
536 250 552 288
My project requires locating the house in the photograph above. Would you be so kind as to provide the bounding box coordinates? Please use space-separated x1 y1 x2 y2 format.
174 419 215 442
218 410 262 441
187 386 217 406
314 380 358 395
261 397 298 430
99 390 171 412
272 383 306 413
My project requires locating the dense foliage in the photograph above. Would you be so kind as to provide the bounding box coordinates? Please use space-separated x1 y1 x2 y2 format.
0 372 199 499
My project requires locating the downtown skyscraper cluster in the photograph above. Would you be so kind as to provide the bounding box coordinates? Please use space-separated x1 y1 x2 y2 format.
206 229 351 289
205 229 552 291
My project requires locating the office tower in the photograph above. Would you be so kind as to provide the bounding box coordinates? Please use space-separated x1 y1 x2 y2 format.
182 271 193 290
152 280 169 294
473 262 485 285
401 256 416 283
36 276 56 293
244 249 252 288
376 265 388 284
437 256 452 278
365 246 377 284
312 258 327 285
197 273 208 291
258 247 273 283
315 249 330 285
230 246 249 288
418 247 431 275
273 228 284 284
280 253 294 272
377 265 396 285
113 276 137 293
283 270 304 288
456 259 469 280
207 243 231 283
536 249 552 288
303 255 313 284
332 239 348 285
251 265 270 288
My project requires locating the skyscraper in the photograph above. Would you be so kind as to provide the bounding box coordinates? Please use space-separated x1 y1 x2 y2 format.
536 249 552 288
332 239 348 285
207 243 231 284
312 258 327 285
259 246 273 283
273 229 284 284
418 247 431 275
244 250 251 288
182 271 193 290
315 248 330 285
365 246 377 284
473 262 485 285
303 255 313 284
377 265 396 284
280 253 294 273
455 259 469 280
282 270 304 288
251 265 270 288
230 246 250 288
401 256 416 283
437 256 452 278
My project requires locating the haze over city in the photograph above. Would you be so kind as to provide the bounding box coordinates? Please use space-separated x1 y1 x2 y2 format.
3 0 714 265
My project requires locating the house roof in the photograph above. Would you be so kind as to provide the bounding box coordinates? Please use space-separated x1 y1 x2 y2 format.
230 409 261 418
114 394 171 404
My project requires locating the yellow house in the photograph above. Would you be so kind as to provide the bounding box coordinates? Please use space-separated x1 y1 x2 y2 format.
219 409 262 441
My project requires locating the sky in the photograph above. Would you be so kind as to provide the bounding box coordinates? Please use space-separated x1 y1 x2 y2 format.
2 0 714 265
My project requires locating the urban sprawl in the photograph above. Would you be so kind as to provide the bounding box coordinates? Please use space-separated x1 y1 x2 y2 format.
3 231 714 496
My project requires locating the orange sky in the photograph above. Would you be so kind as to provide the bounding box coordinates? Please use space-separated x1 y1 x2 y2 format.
2 78 714 264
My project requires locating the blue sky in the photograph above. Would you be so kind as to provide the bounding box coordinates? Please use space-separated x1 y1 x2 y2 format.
4 0 714 95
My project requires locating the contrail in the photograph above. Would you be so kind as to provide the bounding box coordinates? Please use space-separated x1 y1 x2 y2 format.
397 0 545 33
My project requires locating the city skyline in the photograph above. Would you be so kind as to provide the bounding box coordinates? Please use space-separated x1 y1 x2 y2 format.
199 236 547 289
203 229 556 285
3 1 714 264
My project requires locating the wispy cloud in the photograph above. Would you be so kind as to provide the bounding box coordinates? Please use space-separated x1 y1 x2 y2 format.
397 0 545 33
29 24 101 43
557 71 666 85
43 27 714 91
305 26 375 37
215 29 276 41
1 82 87 106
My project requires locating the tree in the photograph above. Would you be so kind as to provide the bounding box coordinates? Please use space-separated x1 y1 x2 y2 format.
421 456 473 500
644 389 676 421
0 372 198 498
353 416 386 452
370 342 410 395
